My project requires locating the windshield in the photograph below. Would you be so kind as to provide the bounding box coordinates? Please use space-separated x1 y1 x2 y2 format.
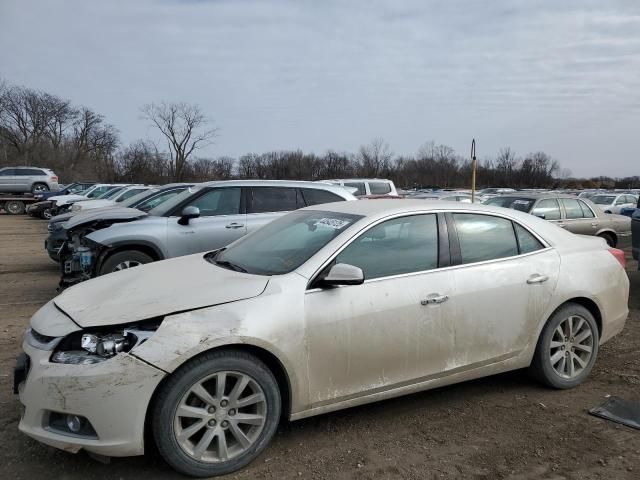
121 188 158 207
591 195 616 205
148 185 203 216
211 210 363 275
484 196 536 212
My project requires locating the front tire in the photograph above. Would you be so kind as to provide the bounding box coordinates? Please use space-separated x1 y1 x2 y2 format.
31 183 49 194
99 250 153 275
152 350 281 477
530 303 599 389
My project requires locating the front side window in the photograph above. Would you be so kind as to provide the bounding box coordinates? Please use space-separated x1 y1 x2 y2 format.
453 213 518 264
250 187 297 213
561 199 585 219
531 198 561 220
344 182 366 196
369 182 391 195
484 197 535 212
135 188 185 211
99 187 125 199
335 214 438 280
0 168 15 176
189 187 241 216
116 188 147 202
87 186 111 198
591 195 615 205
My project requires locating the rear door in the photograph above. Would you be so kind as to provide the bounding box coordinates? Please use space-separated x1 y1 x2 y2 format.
244 186 301 233
446 213 560 366
166 186 246 257
12 168 31 191
531 198 563 227
559 198 598 235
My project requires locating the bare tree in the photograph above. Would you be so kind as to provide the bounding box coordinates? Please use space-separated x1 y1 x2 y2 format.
357 138 392 177
141 102 218 181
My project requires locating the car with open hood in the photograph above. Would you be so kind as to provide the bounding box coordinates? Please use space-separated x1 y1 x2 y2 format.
45 184 193 262
57 180 356 287
15 199 629 477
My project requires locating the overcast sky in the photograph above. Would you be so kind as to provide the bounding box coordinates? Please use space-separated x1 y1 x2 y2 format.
1 0 639 177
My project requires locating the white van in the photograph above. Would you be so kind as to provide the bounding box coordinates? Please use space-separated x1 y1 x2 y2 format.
324 178 398 197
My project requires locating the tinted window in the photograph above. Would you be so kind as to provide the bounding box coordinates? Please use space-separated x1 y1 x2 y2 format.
99 187 125 199
484 196 535 212
592 195 615 205
301 188 343 206
336 214 438 279
250 187 297 213
453 214 518 264
189 187 241 216
0 168 15 176
578 201 595 218
14 168 42 175
86 186 111 198
531 198 561 220
369 182 391 195
514 223 544 254
561 199 584 219
344 182 366 196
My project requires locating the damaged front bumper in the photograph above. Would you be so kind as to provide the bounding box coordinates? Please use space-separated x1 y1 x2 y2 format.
59 239 104 289
16 335 165 457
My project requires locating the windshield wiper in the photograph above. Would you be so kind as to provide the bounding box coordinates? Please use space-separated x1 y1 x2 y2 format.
214 259 248 273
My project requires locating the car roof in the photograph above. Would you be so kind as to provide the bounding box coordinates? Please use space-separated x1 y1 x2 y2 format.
488 193 582 200
325 178 393 183
195 179 356 198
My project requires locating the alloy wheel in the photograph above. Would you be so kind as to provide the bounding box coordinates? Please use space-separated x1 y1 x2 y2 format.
173 371 267 463
549 315 594 379
113 260 142 271
33 184 48 193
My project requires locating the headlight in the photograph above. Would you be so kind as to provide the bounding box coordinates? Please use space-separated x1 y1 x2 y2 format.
48 222 63 232
50 321 161 365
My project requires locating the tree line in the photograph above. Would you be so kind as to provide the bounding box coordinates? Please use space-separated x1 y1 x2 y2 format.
0 79 635 190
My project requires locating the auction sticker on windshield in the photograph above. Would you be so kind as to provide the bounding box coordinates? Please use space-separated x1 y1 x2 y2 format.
314 218 351 229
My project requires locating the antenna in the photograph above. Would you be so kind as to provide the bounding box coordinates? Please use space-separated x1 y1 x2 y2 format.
471 139 477 202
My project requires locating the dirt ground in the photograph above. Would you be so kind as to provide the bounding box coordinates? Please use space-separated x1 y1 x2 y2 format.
0 214 638 480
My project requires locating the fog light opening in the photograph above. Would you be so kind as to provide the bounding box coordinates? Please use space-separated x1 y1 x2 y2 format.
66 414 83 433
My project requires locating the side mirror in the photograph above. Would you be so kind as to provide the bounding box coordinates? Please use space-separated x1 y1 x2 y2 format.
533 212 545 219
322 263 364 287
178 206 200 225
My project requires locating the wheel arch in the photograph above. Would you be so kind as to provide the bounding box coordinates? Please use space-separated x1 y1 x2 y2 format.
595 229 617 246
548 297 603 339
143 343 293 453
96 241 165 273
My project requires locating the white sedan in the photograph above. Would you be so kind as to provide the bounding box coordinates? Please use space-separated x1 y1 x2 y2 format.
15 200 629 477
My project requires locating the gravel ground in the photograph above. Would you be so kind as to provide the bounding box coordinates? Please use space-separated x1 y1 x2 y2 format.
0 214 638 480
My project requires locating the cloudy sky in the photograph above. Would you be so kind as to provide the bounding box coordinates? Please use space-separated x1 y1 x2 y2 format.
1 0 639 177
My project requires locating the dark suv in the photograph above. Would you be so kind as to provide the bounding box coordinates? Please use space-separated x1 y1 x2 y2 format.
632 197 640 268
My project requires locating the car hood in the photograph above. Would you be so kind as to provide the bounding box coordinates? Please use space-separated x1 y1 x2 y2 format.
76 199 116 210
54 253 270 327
50 194 88 205
63 207 147 230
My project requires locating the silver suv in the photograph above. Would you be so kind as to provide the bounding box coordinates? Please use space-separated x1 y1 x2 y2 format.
0 166 60 194
59 180 357 286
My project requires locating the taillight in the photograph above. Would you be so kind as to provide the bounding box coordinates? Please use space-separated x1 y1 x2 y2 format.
51 175 58 182
608 248 626 269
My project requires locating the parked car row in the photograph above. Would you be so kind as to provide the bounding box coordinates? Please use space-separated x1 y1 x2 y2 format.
15 195 630 477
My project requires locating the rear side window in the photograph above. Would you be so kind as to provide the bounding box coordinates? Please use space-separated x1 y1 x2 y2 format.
369 182 391 195
189 187 241 216
531 198 561 220
250 187 297 213
15 168 45 175
561 199 584 219
578 200 595 218
336 214 438 279
300 188 344 206
453 214 518 264
344 182 366 196
514 223 544 254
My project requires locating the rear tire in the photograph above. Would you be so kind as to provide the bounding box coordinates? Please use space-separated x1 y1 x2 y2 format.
99 250 154 275
530 303 599 389
31 183 49 194
152 350 281 477
4 200 25 215
598 232 616 247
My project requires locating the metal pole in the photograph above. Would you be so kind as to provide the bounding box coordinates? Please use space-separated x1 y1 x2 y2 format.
471 139 477 202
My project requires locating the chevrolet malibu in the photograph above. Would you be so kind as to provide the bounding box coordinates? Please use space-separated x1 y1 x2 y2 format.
15 200 629 477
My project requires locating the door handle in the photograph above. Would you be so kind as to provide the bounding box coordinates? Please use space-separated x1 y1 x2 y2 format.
591 222 598 227
225 223 244 229
557 223 567 228
527 274 549 284
421 294 449 306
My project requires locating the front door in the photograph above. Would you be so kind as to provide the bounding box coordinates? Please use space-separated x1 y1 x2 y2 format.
166 187 246 257
304 213 457 407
